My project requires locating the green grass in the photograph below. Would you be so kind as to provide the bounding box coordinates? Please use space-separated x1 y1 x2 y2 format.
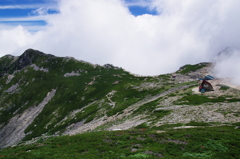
105 84 173 117
174 94 240 105
1 126 240 158
177 63 209 74
218 85 230 90
158 74 171 80
185 121 211 126
153 123 185 130
168 93 177 97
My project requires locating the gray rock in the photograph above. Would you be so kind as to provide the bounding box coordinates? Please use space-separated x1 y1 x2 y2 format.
4 84 19 93
64 71 80 77
0 89 56 149
30 64 49 73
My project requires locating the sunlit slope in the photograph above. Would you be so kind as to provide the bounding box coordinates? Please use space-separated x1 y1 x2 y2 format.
0 49 180 147
1 49 240 150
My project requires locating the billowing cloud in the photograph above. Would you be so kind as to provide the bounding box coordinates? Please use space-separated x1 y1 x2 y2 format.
1 0 240 76
213 48 240 85
0 26 36 55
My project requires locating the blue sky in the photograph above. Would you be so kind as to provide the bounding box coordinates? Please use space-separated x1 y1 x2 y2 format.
0 0 157 32
0 0 59 31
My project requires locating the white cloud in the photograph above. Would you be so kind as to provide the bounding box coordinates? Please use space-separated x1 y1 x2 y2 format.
0 26 37 55
213 48 240 85
1 0 240 76
0 4 58 10
0 15 55 31
0 23 47 32
32 7 50 16
0 5 41 9
0 15 50 22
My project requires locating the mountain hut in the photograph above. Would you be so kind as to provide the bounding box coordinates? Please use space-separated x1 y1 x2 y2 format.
199 80 214 92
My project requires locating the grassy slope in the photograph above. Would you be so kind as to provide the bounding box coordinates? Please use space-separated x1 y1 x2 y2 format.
0 53 174 141
0 126 240 159
1 51 240 158
174 94 240 105
176 63 209 74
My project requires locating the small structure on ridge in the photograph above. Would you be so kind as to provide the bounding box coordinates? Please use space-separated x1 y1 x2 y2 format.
198 75 215 93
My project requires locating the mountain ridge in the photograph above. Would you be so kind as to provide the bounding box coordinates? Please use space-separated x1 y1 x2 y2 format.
1 49 240 151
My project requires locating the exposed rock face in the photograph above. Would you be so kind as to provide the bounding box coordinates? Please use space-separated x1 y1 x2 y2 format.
6 75 14 84
64 71 80 77
104 64 120 69
0 89 56 149
4 83 19 93
30 64 49 73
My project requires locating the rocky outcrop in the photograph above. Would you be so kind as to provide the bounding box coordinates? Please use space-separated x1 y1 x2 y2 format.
6 75 14 84
0 89 56 149
104 64 121 70
64 71 80 77
30 64 49 73
4 83 19 94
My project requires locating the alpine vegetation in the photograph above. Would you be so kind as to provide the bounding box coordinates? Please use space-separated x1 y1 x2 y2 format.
1 49 240 158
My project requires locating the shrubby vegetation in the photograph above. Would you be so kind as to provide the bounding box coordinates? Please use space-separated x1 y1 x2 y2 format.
174 94 240 105
1 126 240 158
0 51 175 141
217 84 230 90
177 63 209 74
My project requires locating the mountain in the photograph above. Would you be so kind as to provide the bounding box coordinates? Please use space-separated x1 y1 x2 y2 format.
1 49 240 158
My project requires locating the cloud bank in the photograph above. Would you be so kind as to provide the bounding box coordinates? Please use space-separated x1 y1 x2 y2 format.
1 0 240 76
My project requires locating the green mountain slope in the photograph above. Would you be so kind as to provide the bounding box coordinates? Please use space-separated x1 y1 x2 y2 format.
1 126 240 158
1 49 240 158
0 49 185 148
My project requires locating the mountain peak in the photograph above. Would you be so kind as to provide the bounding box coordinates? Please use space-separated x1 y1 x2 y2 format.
19 49 55 66
217 47 233 56
0 49 56 77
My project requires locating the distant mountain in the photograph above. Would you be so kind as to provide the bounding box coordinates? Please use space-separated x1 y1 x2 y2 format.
1 49 240 151
217 47 234 57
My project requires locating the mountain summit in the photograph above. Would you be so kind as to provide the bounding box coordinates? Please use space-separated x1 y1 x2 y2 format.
0 49 56 77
